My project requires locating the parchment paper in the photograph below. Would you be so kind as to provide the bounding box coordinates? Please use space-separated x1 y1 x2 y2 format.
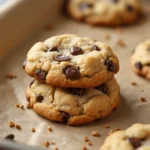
0 1 150 150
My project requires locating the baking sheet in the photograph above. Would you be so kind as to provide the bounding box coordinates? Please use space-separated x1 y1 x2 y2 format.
0 1 150 150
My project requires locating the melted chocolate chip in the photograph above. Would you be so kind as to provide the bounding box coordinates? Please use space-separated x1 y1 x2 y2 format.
5 134 15 141
135 62 143 70
55 54 70 61
105 59 115 72
23 60 27 70
126 4 134 12
64 66 80 79
93 45 101 51
47 47 59 52
95 84 107 94
128 138 141 148
70 46 83 55
79 2 93 11
69 88 84 96
61 112 70 122
29 80 35 88
36 94 44 102
35 69 47 80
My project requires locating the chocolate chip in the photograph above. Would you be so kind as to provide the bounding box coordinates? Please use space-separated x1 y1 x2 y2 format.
93 45 101 51
5 134 15 141
128 138 141 148
35 69 47 80
79 2 93 11
135 62 143 70
29 80 35 88
36 94 44 102
61 112 70 122
55 54 70 61
70 46 83 55
64 66 80 79
69 88 84 96
47 47 58 52
95 84 107 94
105 59 115 72
23 60 27 70
126 4 134 12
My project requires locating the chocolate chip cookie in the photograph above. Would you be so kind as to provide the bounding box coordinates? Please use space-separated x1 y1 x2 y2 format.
67 0 142 26
26 78 120 125
23 34 119 88
131 39 150 80
100 123 150 150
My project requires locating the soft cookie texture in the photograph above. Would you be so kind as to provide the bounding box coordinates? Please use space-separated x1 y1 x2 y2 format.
26 78 120 125
131 39 150 80
67 0 142 26
100 123 150 150
23 34 119 88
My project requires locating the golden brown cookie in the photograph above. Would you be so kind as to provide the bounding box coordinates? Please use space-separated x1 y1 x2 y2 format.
23 34 119 88
26 78 120 125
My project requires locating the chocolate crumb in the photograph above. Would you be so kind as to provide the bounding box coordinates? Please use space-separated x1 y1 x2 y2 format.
105 34 111 40
140 97 147 102
117 39 126 47
9 121 15 128
31 128 35 132
6 73 17 79
105 125 110 129
5 134 15 141
130 81 137 86
15 124 21 130
82 145 87 150
48 127 53 131
16 104 20 108
91 131 100 137
43 141 50 147
84 136 89 142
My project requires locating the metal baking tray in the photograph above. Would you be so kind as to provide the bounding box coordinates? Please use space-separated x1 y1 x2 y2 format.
0 0 150 150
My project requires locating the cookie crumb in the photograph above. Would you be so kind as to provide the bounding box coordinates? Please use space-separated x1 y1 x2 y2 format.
82 145 87 150
5 134 15 141
26 103 30 109
115 127 121 131
87 141 92 146
31 128 35 132
15 124 21 130
116 27 122 34
91 131 100 137
16 104 20 108
54 147 59 150
9 121 15 128
6 73 17 79
43 141 49 147
130 81 137 86
104 125 110 129
84 136 89 142
105 34 110 40
117 39 126 47
20 105 24 110
140 97 147 102
48 127 53 131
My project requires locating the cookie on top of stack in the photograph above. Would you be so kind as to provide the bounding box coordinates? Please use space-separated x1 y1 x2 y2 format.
23 34 120 125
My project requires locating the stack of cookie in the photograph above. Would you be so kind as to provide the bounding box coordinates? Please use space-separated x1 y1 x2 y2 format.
23 34 120 125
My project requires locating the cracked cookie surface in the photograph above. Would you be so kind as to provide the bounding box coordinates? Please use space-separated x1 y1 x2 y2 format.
131 39 150 80
23 34 119 88
100 123 150 150
26 78 120 125
67 0 142 26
